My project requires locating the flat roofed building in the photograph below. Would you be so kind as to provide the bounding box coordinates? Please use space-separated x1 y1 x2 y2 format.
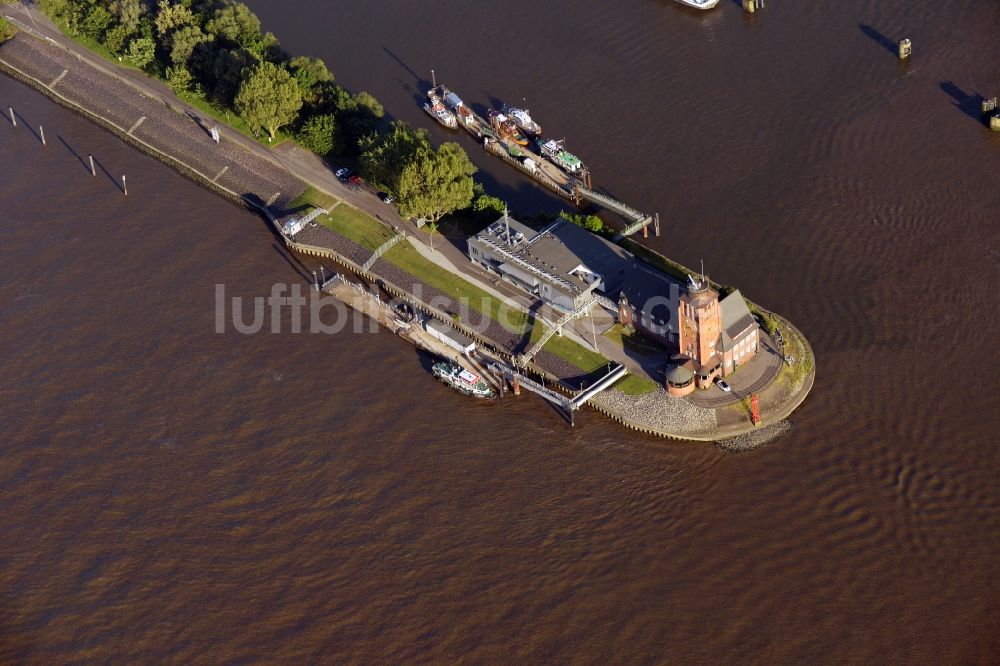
468 215 632 312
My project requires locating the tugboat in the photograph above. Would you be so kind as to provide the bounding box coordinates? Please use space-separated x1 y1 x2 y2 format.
432 361 495 399
424 88 458 129
538 138 585 174
500 104 542 136
490 111 529 146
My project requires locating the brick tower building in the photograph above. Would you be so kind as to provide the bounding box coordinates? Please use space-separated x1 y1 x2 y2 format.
678 276 723 389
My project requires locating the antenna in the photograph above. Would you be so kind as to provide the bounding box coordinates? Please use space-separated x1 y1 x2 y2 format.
504 203 511 245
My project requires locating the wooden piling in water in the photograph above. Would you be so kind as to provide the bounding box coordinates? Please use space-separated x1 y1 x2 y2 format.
39 125 45 146
89 154 95 176
122 174 127 196
897 38 912 59
9 106 14 126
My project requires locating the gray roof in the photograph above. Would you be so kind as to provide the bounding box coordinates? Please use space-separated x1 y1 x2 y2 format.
665 364 693 385
471 216 631 296
426 319 474 347
620 263 680 327
720 289 756 339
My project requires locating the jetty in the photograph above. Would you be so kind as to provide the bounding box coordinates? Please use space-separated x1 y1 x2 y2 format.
437 83 659 238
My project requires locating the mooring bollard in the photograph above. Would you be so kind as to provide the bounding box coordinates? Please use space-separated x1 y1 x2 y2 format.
897 38 912 59
9 106 15 126
89 155 96 176
39 125 45 146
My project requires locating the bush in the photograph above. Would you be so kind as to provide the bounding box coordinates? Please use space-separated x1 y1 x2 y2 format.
0 16 15 42
472 192 506 217
166 65 192 92
296 113 338 156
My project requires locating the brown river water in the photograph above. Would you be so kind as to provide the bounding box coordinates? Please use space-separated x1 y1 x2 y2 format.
2 0 1000 661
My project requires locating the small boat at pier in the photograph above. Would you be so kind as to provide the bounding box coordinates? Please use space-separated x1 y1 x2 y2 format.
432 361 495 399
673 0 720 9
490 111 529 146
424 88 458 129
501 104 542 136
539 139 585 174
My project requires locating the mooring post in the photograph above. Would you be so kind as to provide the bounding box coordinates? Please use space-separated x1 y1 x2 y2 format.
642 223 649 239
897 38 912 59
655 212 661 236
122 174 127 196
320 266 326 283
512 374 521 396
312 270 318 291
89 155 95 176
9 107 15 126
39 125 45 146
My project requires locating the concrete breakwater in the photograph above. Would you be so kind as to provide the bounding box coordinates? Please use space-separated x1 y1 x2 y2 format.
0 30 812 442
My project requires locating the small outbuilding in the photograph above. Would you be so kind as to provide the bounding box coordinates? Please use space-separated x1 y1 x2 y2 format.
424 319 476 355
665 364 695 397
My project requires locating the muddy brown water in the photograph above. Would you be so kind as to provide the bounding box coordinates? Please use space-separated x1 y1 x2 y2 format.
2 0 999 661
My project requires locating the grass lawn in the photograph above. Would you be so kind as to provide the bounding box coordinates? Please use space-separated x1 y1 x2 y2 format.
289 187 392 251
613 374 658 395
293 189 622 381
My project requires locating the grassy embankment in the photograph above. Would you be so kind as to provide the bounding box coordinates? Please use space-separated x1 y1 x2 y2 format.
0 16 16 42
289 188 657 395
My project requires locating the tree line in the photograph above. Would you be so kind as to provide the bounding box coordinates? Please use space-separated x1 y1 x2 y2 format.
37 0 486 223
38 0 384 153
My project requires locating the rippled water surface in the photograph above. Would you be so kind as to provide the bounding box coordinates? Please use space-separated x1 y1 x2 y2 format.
2 0 1000 661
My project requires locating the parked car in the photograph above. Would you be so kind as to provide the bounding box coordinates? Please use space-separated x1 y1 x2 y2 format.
348 174 363 186
379 192 394 204
715 378 732 393
335 167 352 181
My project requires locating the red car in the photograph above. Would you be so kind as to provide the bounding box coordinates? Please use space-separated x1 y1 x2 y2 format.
348 174 362 185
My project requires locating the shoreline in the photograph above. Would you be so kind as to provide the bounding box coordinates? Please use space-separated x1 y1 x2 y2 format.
0 27 814 442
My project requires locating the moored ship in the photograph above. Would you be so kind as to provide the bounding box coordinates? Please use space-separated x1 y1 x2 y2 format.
539 138 585 174
490 111 530 146
432 361 495 399
424 87 458 129
673 0 720 9
500 104 542 136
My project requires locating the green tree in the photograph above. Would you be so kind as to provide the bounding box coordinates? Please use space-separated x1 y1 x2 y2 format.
103 23 130 54
336 88 385 152
205 1 261 49
234 60 302 139
289 55 332 104
211 46 254 105
154 0 195 38
109 0 144 35
472 191 506 217
296 113 338 156
169 24 212 66
358 121 430 193
124 35 156 67
80 4 113 41
166 64 193 92
396 142 477 224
